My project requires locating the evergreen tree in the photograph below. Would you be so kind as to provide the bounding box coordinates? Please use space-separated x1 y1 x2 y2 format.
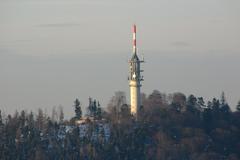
197 97 206 110
236 101 240 112
88 97 93 116
28 111 34 128
206 101 212 109
96 101 102 119
36 109 44 131
212 98 220 111
1 94 240 159
92 100 97 118
88 98 98 118
74 98 82 120
19 110 26 128
0 110 6 159
220 91 226 105
59 106 64 123
186 94 197 112
0 110 3 125
51 106 57 122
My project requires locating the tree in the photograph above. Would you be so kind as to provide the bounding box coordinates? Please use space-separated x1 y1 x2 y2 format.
186 94 197 112
59 106 64 123
0 110 3 125
236 101 240 112
170 92 186 112
119 104 131 124
19 110 26 128
219 92 231 114
148 90 167 107
1 92 240 159
51 106 58 122
74 98 82 120
220 103 230 114
27 111 34 128
36 109 44 131
120 104 130 118
0 110 6 159
87 97 97 117
92 100 97 118
212 98 220 111
96 101 102 119
197 97 206 110
107 92 127 123
34 146 47 160
220 91 226 105
107 91 127 114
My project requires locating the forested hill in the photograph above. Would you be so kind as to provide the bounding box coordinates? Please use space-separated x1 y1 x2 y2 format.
0 91 240 160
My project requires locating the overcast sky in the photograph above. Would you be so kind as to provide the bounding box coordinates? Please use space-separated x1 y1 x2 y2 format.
0 0 240 118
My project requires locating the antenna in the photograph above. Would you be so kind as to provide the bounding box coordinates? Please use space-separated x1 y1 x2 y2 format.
141 54 145 62
132 24 137 54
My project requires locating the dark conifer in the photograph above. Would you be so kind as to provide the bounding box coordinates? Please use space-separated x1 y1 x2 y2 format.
0 110 3 125
96 101 102 119
236 101 240 112
74 98 82 120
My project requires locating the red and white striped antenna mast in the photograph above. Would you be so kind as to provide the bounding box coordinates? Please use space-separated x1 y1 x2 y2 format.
132 24 137 54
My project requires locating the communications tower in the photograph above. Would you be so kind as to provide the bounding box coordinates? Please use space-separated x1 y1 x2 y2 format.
129 24 144 119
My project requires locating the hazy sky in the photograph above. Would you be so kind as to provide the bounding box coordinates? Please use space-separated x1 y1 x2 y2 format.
0 0 240 118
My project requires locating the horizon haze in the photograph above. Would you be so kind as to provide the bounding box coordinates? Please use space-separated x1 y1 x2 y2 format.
1 0 240 118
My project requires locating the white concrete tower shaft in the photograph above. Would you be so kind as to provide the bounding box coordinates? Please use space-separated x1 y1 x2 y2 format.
129 24 144 119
